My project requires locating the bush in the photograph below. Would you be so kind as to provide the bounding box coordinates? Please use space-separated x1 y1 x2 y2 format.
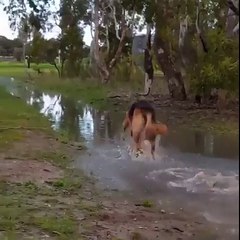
189 29 239 96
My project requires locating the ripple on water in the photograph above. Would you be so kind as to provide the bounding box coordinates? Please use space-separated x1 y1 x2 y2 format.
147 167 239 194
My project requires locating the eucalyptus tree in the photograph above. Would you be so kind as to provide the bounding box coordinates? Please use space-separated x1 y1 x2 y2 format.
56 0 89 77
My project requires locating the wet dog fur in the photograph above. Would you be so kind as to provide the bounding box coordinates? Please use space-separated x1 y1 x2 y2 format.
122 100 156 132
122 100 168 159
144 112 168 159
122 100 156 152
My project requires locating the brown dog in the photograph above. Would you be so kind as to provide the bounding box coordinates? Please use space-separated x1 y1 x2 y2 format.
123 100 168 159
144 112 168 159
131 108 146 151
122 100 156 152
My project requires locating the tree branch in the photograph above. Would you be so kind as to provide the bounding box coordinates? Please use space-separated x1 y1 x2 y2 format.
110 4 121 40
108 26 128 69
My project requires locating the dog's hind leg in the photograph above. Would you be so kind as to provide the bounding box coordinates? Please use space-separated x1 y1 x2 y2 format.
150 142 156 160
132 131 141 151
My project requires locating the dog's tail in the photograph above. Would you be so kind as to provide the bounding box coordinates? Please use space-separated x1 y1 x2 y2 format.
155 123 168 136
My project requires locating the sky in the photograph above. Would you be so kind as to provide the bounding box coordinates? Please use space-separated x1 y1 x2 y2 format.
0 1 93 46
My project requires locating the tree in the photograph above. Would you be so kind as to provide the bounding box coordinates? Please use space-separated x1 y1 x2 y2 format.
4 0 54 33
13 47 23 61
45 38 61 77
57 0 88 77
4 0 239 101
0 36 22 56
91 0 134 83
18 17 31 67
30 31 46 64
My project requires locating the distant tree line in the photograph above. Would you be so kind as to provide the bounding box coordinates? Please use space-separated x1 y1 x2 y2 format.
0 36 22 58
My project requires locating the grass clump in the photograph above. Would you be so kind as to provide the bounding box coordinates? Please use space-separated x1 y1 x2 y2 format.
35 150 69 168
0 86 52 149
0 178 100 239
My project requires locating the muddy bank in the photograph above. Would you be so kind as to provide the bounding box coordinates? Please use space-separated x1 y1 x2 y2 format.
0 131 229 240
108 93 239 134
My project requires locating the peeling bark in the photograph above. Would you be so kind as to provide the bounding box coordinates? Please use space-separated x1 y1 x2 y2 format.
108 26 128 70
227 0 239 15
93 0 110 83
154 33 187 100
226 0 239 36
92 0 129 83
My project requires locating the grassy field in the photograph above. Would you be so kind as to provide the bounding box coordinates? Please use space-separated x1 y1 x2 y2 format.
0 61 127 109
0 61 56 78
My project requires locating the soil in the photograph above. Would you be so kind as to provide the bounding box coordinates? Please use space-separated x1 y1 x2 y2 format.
0 130 228 240
0 159 63 183
109 94 239 134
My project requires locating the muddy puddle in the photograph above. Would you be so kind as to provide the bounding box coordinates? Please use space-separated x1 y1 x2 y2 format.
0 77 239 239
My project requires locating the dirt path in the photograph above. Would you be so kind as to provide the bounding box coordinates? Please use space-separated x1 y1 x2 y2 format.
0 130 227 240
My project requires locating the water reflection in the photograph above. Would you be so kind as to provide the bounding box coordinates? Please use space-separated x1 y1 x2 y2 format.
0 77 238 159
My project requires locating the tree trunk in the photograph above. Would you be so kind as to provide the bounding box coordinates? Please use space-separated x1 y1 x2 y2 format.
108 27 127 71
143 24 154 96
60 59 65 78
93 0 109 83
53 63 61 78
27 57 31 68
226 0 239 37
154 2 187 100
154 31 187 100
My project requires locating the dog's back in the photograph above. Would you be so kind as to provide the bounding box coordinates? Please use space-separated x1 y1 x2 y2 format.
128 100 156 123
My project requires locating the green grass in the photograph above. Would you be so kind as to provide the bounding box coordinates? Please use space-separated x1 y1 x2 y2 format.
34 150 70 168
35 77 110 109
0 85 52 149
0 177 100 239
0 61 113 109
0 61 56 78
